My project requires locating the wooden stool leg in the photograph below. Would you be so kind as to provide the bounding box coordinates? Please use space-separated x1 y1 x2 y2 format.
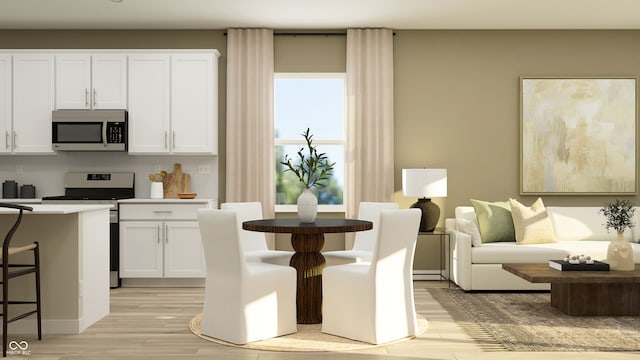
34 242 42 340
3 260 8 358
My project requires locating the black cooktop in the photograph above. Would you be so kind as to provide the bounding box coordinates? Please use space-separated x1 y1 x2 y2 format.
42 187 134 201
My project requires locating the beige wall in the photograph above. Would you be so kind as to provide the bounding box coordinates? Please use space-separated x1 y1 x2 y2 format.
275 34 346 72
394 30 640 221
3 29 640 231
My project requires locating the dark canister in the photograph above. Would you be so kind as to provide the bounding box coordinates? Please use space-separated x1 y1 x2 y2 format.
2 180 18 198
20 184 35 199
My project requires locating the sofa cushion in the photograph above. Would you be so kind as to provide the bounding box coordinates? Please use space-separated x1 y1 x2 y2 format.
455 206 477 223
472 240 640 264
546 207 633 242
472 242 569 263
456 217 482 247
509 198 556 245
470 199 515 243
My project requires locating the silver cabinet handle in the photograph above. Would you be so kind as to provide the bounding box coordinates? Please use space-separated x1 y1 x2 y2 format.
172 131 176 150
93 88 97 107
164 131 168 150
152 210 173 214
85 88 89 108
102 121 108 147
165 224 168 245
157 224 161 244
5 131 8 150
12 131 16 148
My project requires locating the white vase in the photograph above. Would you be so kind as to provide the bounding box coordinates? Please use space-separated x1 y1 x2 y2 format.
297 188 318 222
607 230 635 271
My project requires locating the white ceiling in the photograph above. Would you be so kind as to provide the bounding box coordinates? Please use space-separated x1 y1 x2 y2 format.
2 0 640 30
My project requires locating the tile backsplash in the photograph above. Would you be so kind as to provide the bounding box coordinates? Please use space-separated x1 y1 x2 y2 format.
0 152 218 200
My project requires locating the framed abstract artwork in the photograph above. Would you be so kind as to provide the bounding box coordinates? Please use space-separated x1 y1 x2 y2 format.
520 77 637 195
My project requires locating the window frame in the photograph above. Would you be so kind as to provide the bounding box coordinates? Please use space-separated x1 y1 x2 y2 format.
274 72 347 213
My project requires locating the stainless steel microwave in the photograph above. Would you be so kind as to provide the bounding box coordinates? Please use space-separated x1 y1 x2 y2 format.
52 109 127 151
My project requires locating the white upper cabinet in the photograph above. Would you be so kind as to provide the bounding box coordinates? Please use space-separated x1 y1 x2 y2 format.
127 54 171 154
129 51 218 155
56 53 127 109
12 54 55 154
171 54 217 154
1 49 218 155
0 55 11 153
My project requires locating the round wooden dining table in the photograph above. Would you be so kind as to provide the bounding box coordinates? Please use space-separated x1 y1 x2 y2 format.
242 218 372 324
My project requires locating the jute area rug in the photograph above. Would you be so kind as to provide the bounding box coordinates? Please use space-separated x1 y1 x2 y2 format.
430 288 640 352
189 314 428 352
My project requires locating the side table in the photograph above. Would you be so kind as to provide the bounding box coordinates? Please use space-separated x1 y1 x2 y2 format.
413 228 450 283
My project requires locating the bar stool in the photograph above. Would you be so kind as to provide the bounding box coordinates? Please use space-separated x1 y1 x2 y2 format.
0 203 41 357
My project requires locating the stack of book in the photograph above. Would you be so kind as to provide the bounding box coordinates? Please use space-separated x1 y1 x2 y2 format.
548 259 610 271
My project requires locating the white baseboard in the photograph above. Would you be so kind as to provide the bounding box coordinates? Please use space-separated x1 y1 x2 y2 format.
121 278 205 287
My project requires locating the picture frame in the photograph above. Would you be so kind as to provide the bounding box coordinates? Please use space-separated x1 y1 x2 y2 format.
520 76 637 195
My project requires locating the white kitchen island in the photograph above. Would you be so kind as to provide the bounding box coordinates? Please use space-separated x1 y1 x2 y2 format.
0 204 112 334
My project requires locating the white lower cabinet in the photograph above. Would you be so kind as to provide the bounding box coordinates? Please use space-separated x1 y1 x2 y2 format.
119 202 209 279
164 221 205 277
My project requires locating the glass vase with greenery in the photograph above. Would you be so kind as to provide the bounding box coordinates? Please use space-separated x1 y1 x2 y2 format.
599 199 636 271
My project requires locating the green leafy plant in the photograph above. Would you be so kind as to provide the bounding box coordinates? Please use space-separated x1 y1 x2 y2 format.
281 128 335 190
599 199 635 233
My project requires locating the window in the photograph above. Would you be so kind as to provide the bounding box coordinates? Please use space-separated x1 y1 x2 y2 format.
274 73 345 211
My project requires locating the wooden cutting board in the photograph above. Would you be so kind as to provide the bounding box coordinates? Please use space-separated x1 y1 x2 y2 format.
163 163 191 198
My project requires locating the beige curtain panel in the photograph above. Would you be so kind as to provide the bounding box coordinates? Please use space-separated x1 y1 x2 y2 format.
345 28 395 248
226 28 276 246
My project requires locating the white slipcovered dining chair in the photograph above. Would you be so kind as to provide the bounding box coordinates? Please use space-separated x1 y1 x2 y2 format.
322 208 421 344
220 202 293 266
322 202 399 266
197 209 297 344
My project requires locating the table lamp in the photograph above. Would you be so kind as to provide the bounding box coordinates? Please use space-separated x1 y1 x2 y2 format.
402 168 447 232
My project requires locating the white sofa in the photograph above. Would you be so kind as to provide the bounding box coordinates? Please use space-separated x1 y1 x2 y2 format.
445 206 640 291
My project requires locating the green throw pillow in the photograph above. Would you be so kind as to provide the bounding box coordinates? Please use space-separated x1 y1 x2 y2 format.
470 199 515 243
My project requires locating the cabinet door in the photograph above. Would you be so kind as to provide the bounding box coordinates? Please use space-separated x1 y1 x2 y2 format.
171 54 217 154
0 55 11 153
128 54 170 154
92 54 127 109
120 221 163 278
164 221 206 278
56 54 91 109
12 54 54 153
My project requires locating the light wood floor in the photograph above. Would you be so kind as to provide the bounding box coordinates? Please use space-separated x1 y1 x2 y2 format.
13 281 639 359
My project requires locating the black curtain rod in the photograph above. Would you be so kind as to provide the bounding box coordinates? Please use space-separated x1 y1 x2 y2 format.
223 32 346 37
274 32 346 37
223 31 395 37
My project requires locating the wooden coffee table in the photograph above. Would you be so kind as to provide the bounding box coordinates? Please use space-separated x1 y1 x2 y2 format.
502 263 640 316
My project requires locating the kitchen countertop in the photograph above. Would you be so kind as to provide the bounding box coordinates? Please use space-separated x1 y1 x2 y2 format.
0 204 113 214
118 198 216 204
0 198 43 204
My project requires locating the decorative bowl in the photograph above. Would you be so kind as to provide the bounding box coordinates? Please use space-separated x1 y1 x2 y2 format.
178 193 197 199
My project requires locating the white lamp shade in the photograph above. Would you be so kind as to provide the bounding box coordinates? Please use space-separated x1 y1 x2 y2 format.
402 169 447 198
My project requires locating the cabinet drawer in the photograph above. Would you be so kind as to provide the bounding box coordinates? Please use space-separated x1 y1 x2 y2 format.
119 203 208 220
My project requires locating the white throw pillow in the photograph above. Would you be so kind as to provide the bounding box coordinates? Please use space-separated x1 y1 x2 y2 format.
456 217 482 247
509 197 557 245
